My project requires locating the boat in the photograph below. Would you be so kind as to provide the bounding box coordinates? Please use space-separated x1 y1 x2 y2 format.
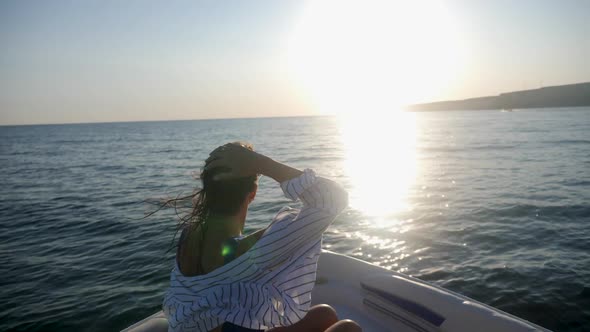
123 251 549 332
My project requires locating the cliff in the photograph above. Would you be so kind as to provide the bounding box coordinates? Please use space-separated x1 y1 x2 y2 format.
407 82 590 111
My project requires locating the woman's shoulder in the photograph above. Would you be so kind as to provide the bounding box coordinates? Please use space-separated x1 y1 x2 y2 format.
176 226 203 276
177 225 227 277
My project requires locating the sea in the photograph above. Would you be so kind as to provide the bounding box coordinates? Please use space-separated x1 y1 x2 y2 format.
1 108 589 331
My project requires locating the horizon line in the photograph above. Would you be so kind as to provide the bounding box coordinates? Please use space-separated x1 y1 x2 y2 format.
4 80 589 126
4 105 590 127
0 113 333 127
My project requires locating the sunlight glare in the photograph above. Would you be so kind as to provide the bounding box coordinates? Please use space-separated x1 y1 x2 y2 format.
288 0 464 114
287 1 455 216
339 111 417 217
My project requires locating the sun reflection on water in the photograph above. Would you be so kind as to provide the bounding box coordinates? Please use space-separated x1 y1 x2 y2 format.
285 0 445 270
339 111 418 219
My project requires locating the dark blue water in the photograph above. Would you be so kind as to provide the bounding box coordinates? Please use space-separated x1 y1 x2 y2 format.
1 108 589 331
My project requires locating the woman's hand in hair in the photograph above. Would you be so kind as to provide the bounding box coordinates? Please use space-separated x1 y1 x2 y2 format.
205 142 266 180
206 142 303 183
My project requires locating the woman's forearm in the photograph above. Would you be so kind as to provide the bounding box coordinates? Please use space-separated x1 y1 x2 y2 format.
256 154 303 183
205 143 303 182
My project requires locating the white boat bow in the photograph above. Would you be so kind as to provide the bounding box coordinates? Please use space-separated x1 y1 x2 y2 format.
123 251 549 332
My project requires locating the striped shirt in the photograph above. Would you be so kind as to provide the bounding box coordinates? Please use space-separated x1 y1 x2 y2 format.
163 169 348 331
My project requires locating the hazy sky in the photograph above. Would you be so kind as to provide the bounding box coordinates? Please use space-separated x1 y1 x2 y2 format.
1 0 589 125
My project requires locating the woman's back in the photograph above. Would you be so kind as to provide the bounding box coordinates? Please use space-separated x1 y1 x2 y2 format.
162 143 358 332
177 223 241 277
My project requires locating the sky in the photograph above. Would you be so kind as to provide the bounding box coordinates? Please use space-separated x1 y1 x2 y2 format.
0 0 589 125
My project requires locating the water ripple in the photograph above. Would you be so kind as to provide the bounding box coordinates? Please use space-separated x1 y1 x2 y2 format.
0 110 589 331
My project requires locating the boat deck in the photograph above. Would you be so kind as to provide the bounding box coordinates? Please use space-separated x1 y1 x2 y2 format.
123 251 549 332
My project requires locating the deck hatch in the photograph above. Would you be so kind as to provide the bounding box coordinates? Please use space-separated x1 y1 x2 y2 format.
361 282 446 327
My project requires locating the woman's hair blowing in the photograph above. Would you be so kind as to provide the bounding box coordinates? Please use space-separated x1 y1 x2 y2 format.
146 144 258 249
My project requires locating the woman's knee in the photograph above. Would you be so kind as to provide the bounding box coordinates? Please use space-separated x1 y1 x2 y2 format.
308 304 338 324
326 319 362 332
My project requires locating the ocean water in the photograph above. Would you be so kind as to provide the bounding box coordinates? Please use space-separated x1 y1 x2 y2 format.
1 108 589 331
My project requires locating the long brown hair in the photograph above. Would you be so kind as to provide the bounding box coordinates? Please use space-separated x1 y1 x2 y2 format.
146 144 258 251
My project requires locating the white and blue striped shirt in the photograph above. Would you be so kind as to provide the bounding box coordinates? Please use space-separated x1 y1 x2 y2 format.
163 169 348 331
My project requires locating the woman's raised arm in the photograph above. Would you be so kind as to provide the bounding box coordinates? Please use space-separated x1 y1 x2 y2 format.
205 142 348 215
205 142 302 183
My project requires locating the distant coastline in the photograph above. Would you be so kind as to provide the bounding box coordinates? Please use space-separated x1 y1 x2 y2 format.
407 82 590 111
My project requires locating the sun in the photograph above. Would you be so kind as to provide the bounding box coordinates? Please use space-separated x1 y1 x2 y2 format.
287 0 465 116
286 0 465 217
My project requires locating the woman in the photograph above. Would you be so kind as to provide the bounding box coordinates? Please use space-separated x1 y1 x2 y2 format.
162 142 361 332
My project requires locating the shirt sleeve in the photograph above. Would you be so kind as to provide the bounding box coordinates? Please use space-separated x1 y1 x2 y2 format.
250 169 348 269
280 169 348 214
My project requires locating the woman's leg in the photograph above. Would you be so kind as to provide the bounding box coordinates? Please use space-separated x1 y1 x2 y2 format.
268 304 337 332
267 304 361 332
324 320 362 332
